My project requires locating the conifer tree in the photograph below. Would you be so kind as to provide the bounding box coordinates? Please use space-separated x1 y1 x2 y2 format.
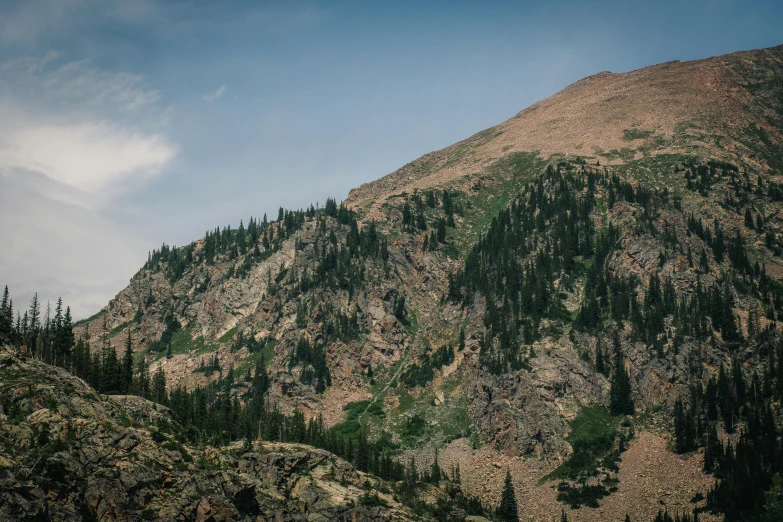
596 341 606 376
610 350 634 415
27 293 40 355
0 286 11 344
122 330 134 394
430 448 441 483
152 366 167 405
497 469 519 522
136 357 150 398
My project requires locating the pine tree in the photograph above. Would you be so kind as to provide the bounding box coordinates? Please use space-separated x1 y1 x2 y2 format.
27 293 40 356
122 330 134 394
136 357 150 398
610 350 634 415
497 469 519 522
430 448 442 483
61 306 74 360
0 286 13 344
152 366 167 405
596 341 606 376
744 207 754 228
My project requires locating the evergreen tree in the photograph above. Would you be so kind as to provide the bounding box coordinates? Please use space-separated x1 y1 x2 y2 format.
122 330 134 394
430 448 442 483
497 469 519 522
136 357 150 399
0 286 12 344
27 293 40 355
610 350 634 415
152 366 167 405
596 341 606 376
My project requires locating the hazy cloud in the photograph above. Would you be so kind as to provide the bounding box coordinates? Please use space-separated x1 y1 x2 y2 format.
0 170 150 318
1 121 176 197
0 50 175 317
203 85 227 102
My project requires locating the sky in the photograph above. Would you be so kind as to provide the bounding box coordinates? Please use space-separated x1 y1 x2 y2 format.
0 0 781 319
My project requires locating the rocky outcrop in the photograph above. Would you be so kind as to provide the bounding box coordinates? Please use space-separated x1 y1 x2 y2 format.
0 347 418 521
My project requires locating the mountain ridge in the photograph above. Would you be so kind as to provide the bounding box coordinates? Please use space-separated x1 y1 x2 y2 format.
346 44 783 223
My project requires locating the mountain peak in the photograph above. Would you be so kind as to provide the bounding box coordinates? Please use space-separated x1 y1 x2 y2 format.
346 45 782 221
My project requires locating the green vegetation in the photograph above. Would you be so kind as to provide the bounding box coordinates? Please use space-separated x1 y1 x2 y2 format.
450 163 613 373
217 325 238 344
497 469 520 521
236 339 276 375
399 345 454 388
543 406 631 509
109 320 132 337
546 406 623 481
162 324 216 358
331 400 385 438
622 128 655 141
451 152 547 254
72 308 105 328
439 397 470 442
400 412 426 441
597 147 636 162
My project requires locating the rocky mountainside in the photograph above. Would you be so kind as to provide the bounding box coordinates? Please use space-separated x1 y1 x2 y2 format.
0 346 419 521
5 44 783 521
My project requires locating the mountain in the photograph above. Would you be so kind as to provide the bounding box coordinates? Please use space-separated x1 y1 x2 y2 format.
3 44 783 521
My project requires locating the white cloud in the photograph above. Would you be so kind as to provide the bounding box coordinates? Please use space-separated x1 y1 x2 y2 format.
203 85 227 102
0 53 177 201
0 121 176 196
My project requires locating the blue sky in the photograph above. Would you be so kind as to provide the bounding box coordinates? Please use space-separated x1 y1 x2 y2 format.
0 0 781 318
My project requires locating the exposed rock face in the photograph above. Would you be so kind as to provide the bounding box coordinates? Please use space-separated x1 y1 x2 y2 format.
0 347 417 521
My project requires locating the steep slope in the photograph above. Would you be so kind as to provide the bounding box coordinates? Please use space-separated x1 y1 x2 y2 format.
347 44 783 220
54 44 783 521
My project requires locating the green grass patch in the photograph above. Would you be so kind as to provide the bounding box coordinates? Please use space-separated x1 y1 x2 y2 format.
156 323 216 360
109 320 131 338
543 406 632 509
73 309 105 327
217 326 238 344
439 396 470 442
543 406 621 482
397 389 414 413
598 147 637 162
330 399 385 438
236 339 277 374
